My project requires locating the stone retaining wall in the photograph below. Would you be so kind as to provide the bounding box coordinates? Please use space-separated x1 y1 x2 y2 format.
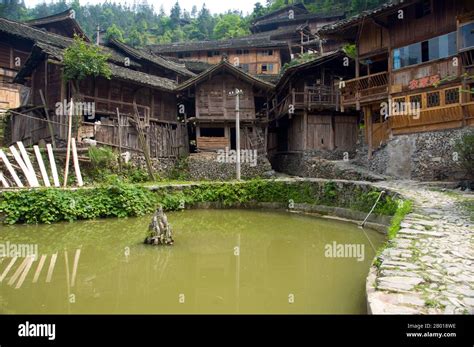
356 127 473 181
186 152 274 180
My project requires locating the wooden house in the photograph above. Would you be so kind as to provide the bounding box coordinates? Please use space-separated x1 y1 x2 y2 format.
149 4 344 77
25 8 89 40
176 60 274 153
318 0 474 157
267 50 358 155
2 17 195 158
0 9 88 114
149 36 288 76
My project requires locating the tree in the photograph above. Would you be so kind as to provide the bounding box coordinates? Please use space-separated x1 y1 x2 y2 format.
213 13 249 39
170 1 182 29
252 2 266 19
191 5 198 18
106 24 125 42
63 35 111 94
197 4 214 40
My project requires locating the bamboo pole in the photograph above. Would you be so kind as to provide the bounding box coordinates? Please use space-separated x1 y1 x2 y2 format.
0 149 23 187
0 171 9 187
9 145 38 187
71 138 83 187
46 144 60 187
63 98 74 188
133 102 155 181
33 145 51 187
17 141 40 187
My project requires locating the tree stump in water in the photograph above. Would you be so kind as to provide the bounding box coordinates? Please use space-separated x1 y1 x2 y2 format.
144 207 174 245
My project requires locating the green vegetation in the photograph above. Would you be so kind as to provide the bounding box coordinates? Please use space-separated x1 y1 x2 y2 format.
387 200 413 240
373 198 412 268
63 35 111 82
1 0 389 48
0 179 399 225
282 52 318 73
342 43 357 59
455 130 474 175
0 178 156 224
83 146 150 184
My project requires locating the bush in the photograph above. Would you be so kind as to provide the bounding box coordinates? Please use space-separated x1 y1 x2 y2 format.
455 130 474 175
0 179 157 224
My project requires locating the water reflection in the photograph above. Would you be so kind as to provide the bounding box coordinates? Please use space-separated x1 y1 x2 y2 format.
0 210 385 314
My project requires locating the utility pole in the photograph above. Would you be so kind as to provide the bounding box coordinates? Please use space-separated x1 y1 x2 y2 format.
229 88 243 180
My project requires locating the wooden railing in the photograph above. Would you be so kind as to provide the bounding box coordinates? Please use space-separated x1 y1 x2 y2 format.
269 85 338 120
79 94 151 122
340 71 389 106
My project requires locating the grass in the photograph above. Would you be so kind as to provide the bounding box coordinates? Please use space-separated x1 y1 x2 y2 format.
387 200 413 240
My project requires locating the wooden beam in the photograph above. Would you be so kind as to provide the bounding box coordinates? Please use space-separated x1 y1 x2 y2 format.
17 141 40 187
0 149 23 187
71 138 84 187
33 145 51 187
9 145 37 187
46 144 60 187
0 171 10 188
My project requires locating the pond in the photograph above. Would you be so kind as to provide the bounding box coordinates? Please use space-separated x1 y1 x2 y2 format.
0 209 385 314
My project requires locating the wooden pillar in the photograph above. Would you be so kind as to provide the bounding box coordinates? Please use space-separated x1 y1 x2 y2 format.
355 55 360 111
365 106 373 159
330 113 335 150
303 109 308 151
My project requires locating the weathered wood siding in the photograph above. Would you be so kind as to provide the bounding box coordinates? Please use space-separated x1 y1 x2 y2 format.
196 74 256 120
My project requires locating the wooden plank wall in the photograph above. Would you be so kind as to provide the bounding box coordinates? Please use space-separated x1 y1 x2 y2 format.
334 116 358 150
196 74 256 120
307 115 332 150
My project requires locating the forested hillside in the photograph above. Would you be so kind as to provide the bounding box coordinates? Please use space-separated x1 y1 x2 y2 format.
0 0 387 47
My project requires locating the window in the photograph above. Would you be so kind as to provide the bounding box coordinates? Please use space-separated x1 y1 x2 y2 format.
428 32 457 61
261 64 268 72
207 51 213 57
207 51 220 57
236 49 243 55
260 50 273 56
243 49 250 54
427 91 440 108
445 88 460 104
267 63 274 71
240 64 249 72
392 32 457 69
200 127 225 137
460 22 474 51
415 0 431 19
410 94 422 108
178 52 191 58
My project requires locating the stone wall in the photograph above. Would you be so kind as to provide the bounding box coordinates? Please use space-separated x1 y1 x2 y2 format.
270 152 385 181
356 127 473 181
186 152 274 180
126 152 178 178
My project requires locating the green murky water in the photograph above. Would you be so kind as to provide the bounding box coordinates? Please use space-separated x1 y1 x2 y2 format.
0 209 385 314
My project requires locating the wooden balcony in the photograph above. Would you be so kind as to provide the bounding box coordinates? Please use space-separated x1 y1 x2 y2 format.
269 85 338 120
340 71 389 107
